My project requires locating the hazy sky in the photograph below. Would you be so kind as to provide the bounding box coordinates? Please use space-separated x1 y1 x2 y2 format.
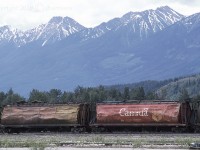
0 0 200 30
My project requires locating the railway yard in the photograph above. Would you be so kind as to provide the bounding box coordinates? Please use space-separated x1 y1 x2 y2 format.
0 132 200 149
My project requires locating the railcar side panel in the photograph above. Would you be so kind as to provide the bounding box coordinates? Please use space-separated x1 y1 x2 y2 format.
96 103 182 124
1 104 81 126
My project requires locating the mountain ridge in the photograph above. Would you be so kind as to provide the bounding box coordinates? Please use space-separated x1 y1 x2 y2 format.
0 6 184 47
0 6 199 96
0 16 86 47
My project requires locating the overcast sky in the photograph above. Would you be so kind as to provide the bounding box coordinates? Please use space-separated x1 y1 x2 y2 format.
0 0 200 30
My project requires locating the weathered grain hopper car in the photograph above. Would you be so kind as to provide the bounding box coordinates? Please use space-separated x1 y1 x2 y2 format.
89 101 192 132
1 103 90 132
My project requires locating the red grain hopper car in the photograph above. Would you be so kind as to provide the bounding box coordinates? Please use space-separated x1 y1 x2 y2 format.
90 101 192 132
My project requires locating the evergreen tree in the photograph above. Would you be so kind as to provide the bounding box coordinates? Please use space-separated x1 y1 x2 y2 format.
0 92 5 106
60 91 74 103
98 86 107 101
146 91 156 100
179 88 190 101
2 88 24 105
83 91 90 102
160 89 167 100
123 87 130 100
90 90 100 102
137 87 145 100
0 91 6 115
29 89 48 103
109 88 118 100
74 86 84 100
130 87 145 100
48 89 62 103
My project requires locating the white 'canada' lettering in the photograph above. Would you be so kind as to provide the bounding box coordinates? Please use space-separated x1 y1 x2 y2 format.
119 108 148 117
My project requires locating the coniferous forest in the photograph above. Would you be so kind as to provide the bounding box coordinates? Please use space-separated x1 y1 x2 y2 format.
1 74 200 110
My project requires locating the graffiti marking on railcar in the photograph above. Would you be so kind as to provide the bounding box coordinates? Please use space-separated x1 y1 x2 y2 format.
119 108 148 117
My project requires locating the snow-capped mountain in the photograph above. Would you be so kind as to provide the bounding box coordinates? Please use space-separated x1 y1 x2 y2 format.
120 6 184 38
27 16 86 46
77 6 184 41
0 6 183 47
0 25 13 43
0 25 25 46
180 13 200 48
0 16 85 47
0 6 200 96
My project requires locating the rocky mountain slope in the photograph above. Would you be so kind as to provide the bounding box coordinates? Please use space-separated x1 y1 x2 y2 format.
0 16 85 47
0 6 199 96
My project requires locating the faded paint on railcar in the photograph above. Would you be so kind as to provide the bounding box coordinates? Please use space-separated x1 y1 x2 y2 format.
1 104 80 125
96 103 181 124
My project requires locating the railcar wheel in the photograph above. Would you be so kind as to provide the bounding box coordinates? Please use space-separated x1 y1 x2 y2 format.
194 127 200 133
80 127 86 133
4 128 12 133
172 127 187 133
40 128 49 133
71 127 83 133
91 127 106 133
0 128 5 134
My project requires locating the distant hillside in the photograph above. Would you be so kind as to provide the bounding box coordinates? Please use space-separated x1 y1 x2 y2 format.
156 74 200 100
106 73 200 100
106 80 172 93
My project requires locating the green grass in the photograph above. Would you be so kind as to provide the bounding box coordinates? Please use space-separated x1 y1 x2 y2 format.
0 139 49 149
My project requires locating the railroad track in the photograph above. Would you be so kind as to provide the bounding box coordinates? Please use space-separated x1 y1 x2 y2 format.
0 132 192 135
1 131 200 136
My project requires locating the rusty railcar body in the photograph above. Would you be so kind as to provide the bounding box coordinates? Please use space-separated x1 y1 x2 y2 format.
90 101 192 132
1 103 90 131
1 100 200 133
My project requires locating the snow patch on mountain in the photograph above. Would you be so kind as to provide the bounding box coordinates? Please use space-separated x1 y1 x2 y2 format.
0 16 85 47
0 6 184 47
78 6 184 41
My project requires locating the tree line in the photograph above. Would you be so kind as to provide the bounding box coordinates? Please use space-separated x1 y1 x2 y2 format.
0 86 158 107
1 74 200 110
2 73 200 108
